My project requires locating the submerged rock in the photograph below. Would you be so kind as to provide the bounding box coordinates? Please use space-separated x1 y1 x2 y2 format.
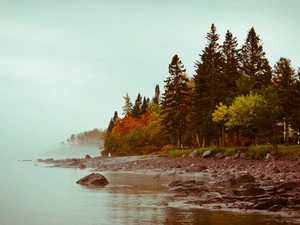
76 173 109 187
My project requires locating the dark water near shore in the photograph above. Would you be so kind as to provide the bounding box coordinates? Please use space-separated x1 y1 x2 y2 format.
0 157 299 225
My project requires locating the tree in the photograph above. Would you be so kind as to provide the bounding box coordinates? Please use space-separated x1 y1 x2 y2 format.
290 68 300 132
225 93 268 145
107 111 119 133
273 57 296 145
161 54 191 149
122 92 133 116
240 27 272 90
192 23 223 146
212 103 228 147
141 96 149 115
131 93 143 118
152 84 161 105
221 30 241 103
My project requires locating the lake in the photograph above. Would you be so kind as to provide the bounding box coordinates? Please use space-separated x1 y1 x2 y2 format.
0 157 298 225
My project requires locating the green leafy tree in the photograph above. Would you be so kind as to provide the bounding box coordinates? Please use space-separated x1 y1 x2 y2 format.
161 54 191 149
226 93 266 145
192 23 223 146
273 57 296 145
240 27 272 90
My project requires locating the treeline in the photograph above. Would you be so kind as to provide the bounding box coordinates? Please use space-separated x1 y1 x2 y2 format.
60 128 104 148
104 24 300 156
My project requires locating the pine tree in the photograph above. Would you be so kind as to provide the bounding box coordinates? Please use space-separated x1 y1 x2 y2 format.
240 27 272 90
273 57 296 144
221 30 241 102
291 68 300 132
107 111 119 133
192 24 223 146
131 93 142 118
122 92 132 116
161 54 191 149
152 84 161 105
141 96 149 115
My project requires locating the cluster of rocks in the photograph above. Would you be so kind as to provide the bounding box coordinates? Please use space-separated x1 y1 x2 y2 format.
168 174 300 214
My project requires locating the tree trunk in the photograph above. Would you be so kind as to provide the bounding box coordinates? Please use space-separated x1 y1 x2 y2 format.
221 122 225 147
196 133 201 148
284 121 289 146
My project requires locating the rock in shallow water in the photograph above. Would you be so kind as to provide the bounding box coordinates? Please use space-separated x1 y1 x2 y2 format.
76 173 109 187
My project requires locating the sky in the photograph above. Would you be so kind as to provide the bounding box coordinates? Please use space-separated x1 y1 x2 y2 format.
1 0 299 157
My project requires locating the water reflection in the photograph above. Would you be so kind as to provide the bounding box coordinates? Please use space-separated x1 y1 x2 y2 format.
100 172 297 225
163 207 296 225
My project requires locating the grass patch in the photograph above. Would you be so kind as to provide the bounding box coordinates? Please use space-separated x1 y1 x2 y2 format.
169 149 194 158
277 144 300 159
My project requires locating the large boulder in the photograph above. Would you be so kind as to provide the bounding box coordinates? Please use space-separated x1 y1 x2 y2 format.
76 173 109 187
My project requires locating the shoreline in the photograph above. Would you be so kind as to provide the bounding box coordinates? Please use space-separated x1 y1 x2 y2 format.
37 155 300 220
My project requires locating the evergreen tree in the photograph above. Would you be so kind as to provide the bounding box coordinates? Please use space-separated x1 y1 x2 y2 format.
122 92 132 116
221 30 241 102
131 93 142 118
161 54 191 149
291 68 300 132
192 24 224 146
107 111 119 133
240 27 272 90
152 84 161 105
141 96 149 115
273 57 296 144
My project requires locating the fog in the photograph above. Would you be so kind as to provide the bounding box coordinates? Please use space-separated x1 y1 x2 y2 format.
1 0 300 158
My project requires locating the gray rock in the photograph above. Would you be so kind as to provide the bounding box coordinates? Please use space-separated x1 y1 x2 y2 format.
202 150 212 158
189 150 197 158
76 173 109 187
215 153 224 159
239 153 247 159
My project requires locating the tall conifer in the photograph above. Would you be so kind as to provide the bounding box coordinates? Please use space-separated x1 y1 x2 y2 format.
192 24 223 146
161 54 191 149
240 27 272 90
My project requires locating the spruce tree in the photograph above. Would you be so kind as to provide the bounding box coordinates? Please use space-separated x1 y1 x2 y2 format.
152 84 161 105
192 24 223 146
107 111 119 133
131 93 142 118
240 27 272 90
141 96 149 115
221 30 241 102
122 92 132 116
161 54 191 149
273 57 296 144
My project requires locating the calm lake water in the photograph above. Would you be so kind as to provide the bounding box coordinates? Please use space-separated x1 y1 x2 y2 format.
0 157 299 225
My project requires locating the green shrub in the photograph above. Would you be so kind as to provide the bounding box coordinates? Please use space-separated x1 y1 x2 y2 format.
224 147 237 157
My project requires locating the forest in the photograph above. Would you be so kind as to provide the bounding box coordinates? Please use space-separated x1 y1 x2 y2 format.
85 24 300 156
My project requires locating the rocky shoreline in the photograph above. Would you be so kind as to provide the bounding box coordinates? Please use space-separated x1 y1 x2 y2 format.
38 155 300 218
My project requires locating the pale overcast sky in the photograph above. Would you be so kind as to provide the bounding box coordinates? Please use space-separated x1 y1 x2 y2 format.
1 0 299 157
